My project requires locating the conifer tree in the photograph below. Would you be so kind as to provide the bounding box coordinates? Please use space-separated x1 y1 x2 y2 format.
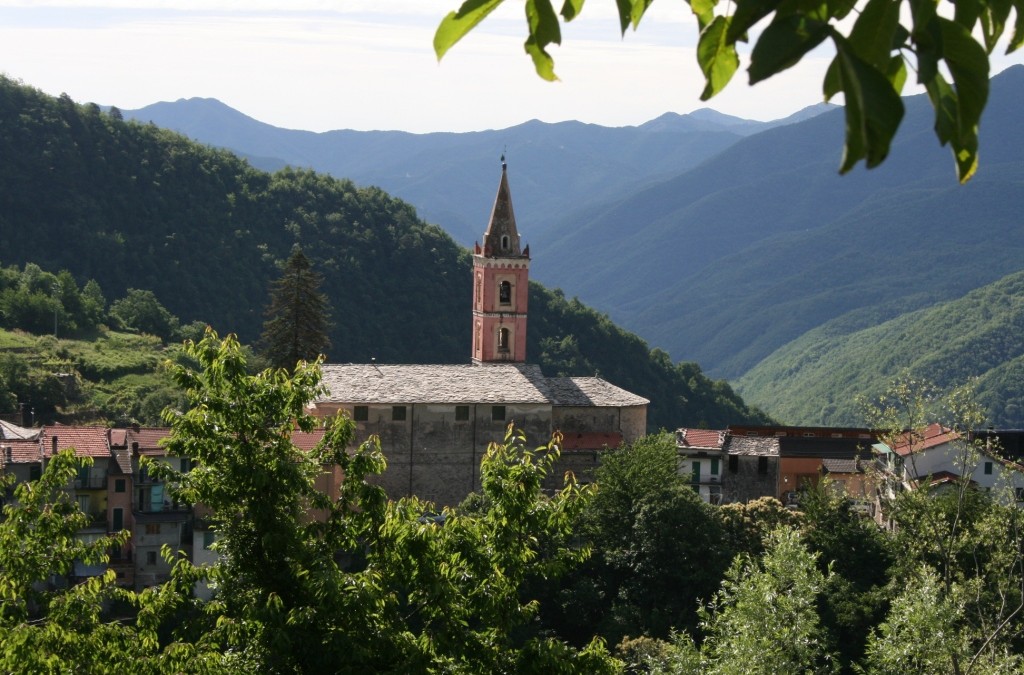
260 248 331 371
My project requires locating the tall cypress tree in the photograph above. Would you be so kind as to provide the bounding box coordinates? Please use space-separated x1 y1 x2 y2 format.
260 248 331 371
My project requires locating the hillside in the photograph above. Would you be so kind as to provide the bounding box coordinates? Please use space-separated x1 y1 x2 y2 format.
123 99 830 248
535 66 1024 378
0 76 767 431
737 270 1024 426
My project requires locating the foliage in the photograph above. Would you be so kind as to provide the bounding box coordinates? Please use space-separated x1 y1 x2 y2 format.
109 289 180 342
571 433 732 644
435 0 1020 183
0 451 137 672
673 528 837 674
259 247 332 370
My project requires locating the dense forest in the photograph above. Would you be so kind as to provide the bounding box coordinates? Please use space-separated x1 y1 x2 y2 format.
0 76 766 429
738 269 1024 426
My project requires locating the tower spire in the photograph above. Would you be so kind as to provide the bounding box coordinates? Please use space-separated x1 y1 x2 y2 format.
471 158 531 364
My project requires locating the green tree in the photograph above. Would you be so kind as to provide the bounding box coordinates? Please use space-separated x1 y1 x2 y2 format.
659 528 836 674
259 248 332 371
109 288 180 341
0 451 138 671
435 0 1021 183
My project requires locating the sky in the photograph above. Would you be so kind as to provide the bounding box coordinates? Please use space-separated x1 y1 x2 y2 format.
1 1 1021 134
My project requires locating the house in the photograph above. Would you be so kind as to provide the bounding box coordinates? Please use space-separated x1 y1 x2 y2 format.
883 423 1024 501
310 160 649 506
675 428 727 504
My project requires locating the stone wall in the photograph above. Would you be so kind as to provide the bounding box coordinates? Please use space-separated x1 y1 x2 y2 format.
722 455 779 504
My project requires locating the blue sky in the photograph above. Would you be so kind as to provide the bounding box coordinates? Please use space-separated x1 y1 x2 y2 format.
1 1 1021 133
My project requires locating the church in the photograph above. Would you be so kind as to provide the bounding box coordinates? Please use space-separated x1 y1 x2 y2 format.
309 160 648 505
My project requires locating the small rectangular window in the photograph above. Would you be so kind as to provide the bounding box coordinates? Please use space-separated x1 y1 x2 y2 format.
757 456 768 474
353 406 368 422
114 478 126 492
203 531 216 549
711 458 720 475
112 508 124 531
984 461 994 475
1016 488 1024 502
455 405 470 421
492 405 506 421
146 551 157 565
146 523 161 535
392 406 407 422
728 455 738 473
30 465 41 481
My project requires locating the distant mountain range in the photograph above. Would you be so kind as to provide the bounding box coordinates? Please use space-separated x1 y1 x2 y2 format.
122 100 833 249
120 66 1024 426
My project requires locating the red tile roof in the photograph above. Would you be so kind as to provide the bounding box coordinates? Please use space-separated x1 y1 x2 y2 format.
677 428 726 449
1 438 43 464
291 428 327 451
126 427 171 454
892 423 960 457
39 425 111 458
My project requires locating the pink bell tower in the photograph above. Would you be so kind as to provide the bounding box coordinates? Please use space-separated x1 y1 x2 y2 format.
472 157 530 364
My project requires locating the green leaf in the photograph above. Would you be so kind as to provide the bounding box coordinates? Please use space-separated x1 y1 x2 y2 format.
1010 0 1024 51
691 0 718 31
525 0 563 81
846 0 901 69
728 0 785 43
615 0 632 33
698 16 741 99
833 35 905 173
560 0 586 21
937 16 990 181
749 15 829 84
953 0 982 32
979 0 1011 52
434 0 506 61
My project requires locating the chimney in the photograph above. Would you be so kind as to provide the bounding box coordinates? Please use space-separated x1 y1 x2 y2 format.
51 435 58 456
131 441 139 455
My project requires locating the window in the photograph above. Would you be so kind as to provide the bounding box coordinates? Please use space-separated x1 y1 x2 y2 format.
392 406 407 422
757 456 768 474
501 235 510 251
1016 488 1024 502
203 531 216 550
30 465 41 481
984 461 994 475
145 523 161 535
353 406 368 422
497 327 510 352
492 406 506 422
180 458 192 473
691 461 701 484
455 405 470 421
77 495 90 513
146 551 157 566
499 281 512 305
728 455 738 473
112 508 123 531
114 478 126 493
711 458 720 475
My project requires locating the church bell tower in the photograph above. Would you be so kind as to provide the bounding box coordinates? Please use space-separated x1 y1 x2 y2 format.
472 157 530 364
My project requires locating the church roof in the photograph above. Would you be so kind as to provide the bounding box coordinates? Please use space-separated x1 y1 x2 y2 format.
317 364 648 408
481 161 524 258
545 376 649 407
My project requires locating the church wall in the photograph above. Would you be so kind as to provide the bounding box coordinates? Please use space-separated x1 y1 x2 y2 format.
620 405 647 442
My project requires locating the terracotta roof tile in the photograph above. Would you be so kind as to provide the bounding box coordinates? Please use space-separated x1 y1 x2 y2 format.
676 428 726 449
892 423 960 456
126 427 171 454
40 425 111 459
291 428 326 451
1 438 43 464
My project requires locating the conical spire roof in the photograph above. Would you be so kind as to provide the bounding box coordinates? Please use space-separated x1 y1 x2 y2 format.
481 157 523 257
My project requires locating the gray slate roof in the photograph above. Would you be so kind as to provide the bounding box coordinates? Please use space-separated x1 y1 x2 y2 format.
726 435 780 456
317 364 648 408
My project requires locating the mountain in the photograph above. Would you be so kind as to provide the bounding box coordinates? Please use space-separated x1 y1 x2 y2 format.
0 76 769 431
121 100 806 247
736 269 1024 427
534 66 1024 379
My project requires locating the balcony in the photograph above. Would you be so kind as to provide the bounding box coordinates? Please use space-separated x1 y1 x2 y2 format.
74 474 108 490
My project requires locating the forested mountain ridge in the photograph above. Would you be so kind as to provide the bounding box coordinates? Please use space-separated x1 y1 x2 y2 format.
737 269 1024 427
123 97 831 248
0 76 767 430
536 66 1024 378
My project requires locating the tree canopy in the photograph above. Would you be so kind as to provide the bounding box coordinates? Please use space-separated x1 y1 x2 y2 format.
259 248 332 371
434 0 1022 183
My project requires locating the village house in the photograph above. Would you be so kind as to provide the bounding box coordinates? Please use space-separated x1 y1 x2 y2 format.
309 160 649 506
